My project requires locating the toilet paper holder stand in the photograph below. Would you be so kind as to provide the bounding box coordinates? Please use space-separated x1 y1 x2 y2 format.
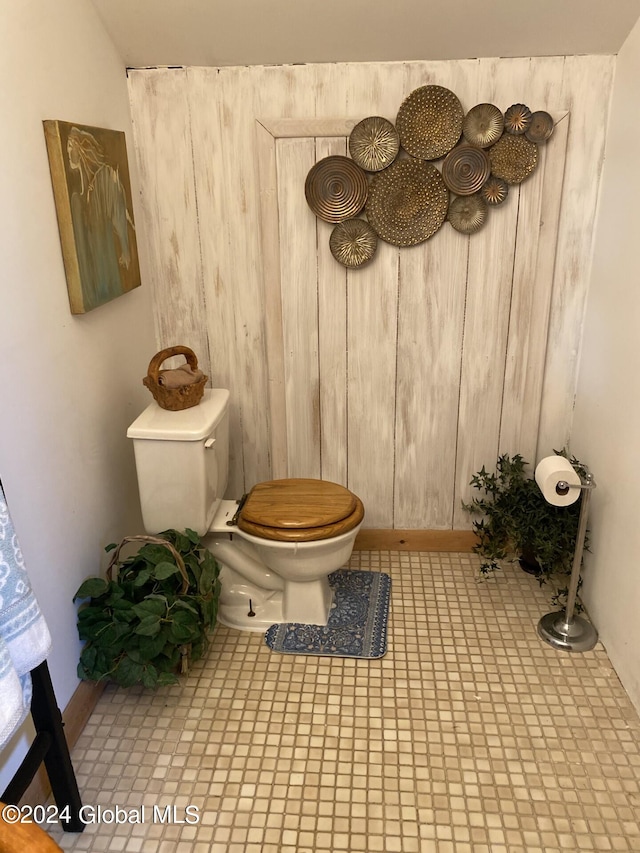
537 469 598 652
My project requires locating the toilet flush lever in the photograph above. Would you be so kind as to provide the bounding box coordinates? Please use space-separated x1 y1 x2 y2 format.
204 438 216 449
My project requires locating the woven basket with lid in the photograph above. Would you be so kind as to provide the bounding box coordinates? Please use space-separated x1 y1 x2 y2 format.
142 345 208 411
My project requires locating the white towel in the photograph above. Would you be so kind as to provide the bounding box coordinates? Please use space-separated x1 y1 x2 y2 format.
0 484 51 750
157 364 204 388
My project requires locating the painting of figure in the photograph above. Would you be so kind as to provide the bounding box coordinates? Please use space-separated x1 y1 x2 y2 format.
44 120 141 314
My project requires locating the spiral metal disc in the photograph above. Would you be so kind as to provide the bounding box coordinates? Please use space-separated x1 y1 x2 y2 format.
448 194 488 234
442 144 491 196
489 134 539 184
396 85 464 160
462 103 504 148
304 155 369 223
329 218 378 268
526 111 554 143
504 103 533 135
349 116 400 172
481 175 509 206
365 159 449 247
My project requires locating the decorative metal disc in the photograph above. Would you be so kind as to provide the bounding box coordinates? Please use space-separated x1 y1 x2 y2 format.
396 85 464 160
442 144 491 196
448 194 488 234
504 103 533 135
462 103 505 148
481 175 509 206
489 135 539 184
366 159 449 246
526 111 554 143
304 155 369 223
349 116 400 172
329 218 378 268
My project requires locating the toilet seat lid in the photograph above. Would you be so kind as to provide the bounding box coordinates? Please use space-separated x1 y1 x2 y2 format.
240 478 358 530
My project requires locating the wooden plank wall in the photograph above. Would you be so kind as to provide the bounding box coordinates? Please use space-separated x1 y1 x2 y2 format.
128 57 613 530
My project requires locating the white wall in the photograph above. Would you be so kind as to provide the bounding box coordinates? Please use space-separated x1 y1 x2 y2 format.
572 20 640 710
0 1 155 789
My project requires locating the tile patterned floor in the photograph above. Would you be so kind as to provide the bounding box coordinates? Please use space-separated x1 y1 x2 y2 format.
48 552 640 852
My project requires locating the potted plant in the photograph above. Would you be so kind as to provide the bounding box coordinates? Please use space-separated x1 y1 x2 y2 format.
74 529 220 688
463 451 586 606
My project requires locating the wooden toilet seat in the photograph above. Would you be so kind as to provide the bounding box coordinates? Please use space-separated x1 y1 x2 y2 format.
238 478 364 542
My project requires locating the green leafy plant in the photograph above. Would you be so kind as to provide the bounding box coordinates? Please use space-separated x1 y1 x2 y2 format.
74 529 220 689
462 452 586 607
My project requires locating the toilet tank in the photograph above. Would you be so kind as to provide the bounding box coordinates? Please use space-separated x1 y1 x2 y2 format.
127 388 230 536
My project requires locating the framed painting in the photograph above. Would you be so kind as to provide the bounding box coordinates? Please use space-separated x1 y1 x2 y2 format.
43 120 142 314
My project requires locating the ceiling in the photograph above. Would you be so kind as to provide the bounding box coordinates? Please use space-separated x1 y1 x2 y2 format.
89 0 640 69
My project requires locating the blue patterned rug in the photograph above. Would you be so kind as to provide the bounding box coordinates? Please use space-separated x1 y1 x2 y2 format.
265 569 391 659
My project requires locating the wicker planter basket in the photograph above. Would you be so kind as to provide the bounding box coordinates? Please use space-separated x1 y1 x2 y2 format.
106 535 192 675
74 532 221 688
142 345 208 411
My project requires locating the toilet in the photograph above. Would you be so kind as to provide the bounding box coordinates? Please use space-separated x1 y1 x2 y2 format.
127 389 364 631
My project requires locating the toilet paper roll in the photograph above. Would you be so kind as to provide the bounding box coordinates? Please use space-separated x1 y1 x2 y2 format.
535 455 582 507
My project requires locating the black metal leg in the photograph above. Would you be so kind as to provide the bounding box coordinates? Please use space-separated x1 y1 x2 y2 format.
1 662 85 832
29 662 84 832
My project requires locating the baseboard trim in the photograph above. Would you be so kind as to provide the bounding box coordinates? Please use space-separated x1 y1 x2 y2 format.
354 528 477 551
19 680 105 808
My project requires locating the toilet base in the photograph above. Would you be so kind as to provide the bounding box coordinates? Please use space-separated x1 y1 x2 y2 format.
217 567 334 632
217 587 284 632
282 577 334 625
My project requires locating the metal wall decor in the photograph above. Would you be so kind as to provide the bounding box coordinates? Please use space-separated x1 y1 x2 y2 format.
504 103 533 135
442 145 491 196
395 85 465 160
462 103 504 148
481 175 509 206
488 134 539 185
304 155 368 222
448 194 488 234
526 111 554 143
329 218 378 268
303 89 557 267
349 116 400 172
366 159 449 247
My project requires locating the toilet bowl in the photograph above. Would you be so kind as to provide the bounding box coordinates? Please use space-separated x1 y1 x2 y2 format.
127 390 364 632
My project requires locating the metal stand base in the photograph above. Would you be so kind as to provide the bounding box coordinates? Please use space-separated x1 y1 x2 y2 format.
537 611 598 652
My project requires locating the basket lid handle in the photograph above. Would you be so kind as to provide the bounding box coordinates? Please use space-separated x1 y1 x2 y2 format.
147 346 199 383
